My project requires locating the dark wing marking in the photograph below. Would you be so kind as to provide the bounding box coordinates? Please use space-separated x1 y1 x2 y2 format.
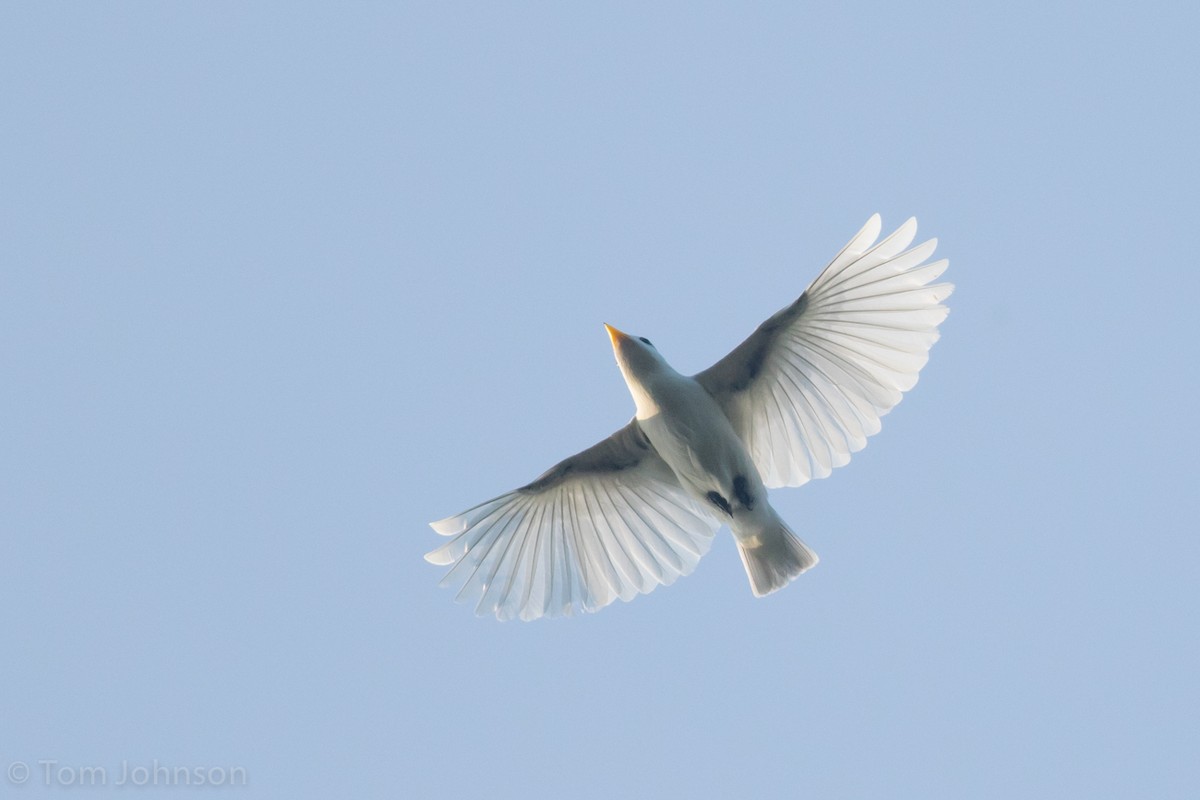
519 420 652 494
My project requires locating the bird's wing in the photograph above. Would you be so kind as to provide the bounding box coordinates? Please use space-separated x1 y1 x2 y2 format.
425 420 719 621
694 215 953 489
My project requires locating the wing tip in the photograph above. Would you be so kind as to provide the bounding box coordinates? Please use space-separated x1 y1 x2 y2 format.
430 516 464 536
861 213 883 245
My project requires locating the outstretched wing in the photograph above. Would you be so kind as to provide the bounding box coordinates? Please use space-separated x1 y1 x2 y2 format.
425 421 719 621
695 215 953 489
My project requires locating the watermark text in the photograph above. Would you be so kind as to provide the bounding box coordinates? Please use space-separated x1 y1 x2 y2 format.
7 759 248 789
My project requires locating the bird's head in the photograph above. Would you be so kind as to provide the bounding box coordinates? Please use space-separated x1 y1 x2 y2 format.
604 323 671 419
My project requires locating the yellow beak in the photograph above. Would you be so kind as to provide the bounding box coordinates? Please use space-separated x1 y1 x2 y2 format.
604 323 630 348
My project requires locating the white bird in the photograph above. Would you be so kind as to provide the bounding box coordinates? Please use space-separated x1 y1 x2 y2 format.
426 215 952 621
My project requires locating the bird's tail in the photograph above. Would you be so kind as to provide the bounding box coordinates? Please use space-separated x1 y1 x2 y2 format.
733 509 818 597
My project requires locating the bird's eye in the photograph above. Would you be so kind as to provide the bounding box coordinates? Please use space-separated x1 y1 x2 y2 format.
639 337 654 347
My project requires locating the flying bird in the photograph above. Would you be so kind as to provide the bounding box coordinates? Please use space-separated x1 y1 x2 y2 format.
426 215 952 620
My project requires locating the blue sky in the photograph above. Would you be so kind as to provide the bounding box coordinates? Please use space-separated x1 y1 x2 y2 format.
2 2 1197 798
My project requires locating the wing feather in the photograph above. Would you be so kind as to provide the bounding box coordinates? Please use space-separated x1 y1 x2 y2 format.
696 216 953 489
426 420 719 620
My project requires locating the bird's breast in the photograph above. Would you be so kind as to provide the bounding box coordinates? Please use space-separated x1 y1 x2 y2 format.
637 377 757 504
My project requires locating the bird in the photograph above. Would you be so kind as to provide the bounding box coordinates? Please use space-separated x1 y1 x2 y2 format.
426 215 952 621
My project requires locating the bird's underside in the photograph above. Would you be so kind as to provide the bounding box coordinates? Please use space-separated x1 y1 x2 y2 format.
426 214 953 620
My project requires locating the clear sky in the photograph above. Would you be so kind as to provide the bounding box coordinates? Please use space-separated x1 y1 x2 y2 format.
2 2 1197 798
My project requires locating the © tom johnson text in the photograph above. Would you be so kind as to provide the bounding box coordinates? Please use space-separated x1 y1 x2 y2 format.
7 759 248 788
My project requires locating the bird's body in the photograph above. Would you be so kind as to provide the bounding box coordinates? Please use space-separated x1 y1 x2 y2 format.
427 215 952 620
610 328 815 596
626 355 750 504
